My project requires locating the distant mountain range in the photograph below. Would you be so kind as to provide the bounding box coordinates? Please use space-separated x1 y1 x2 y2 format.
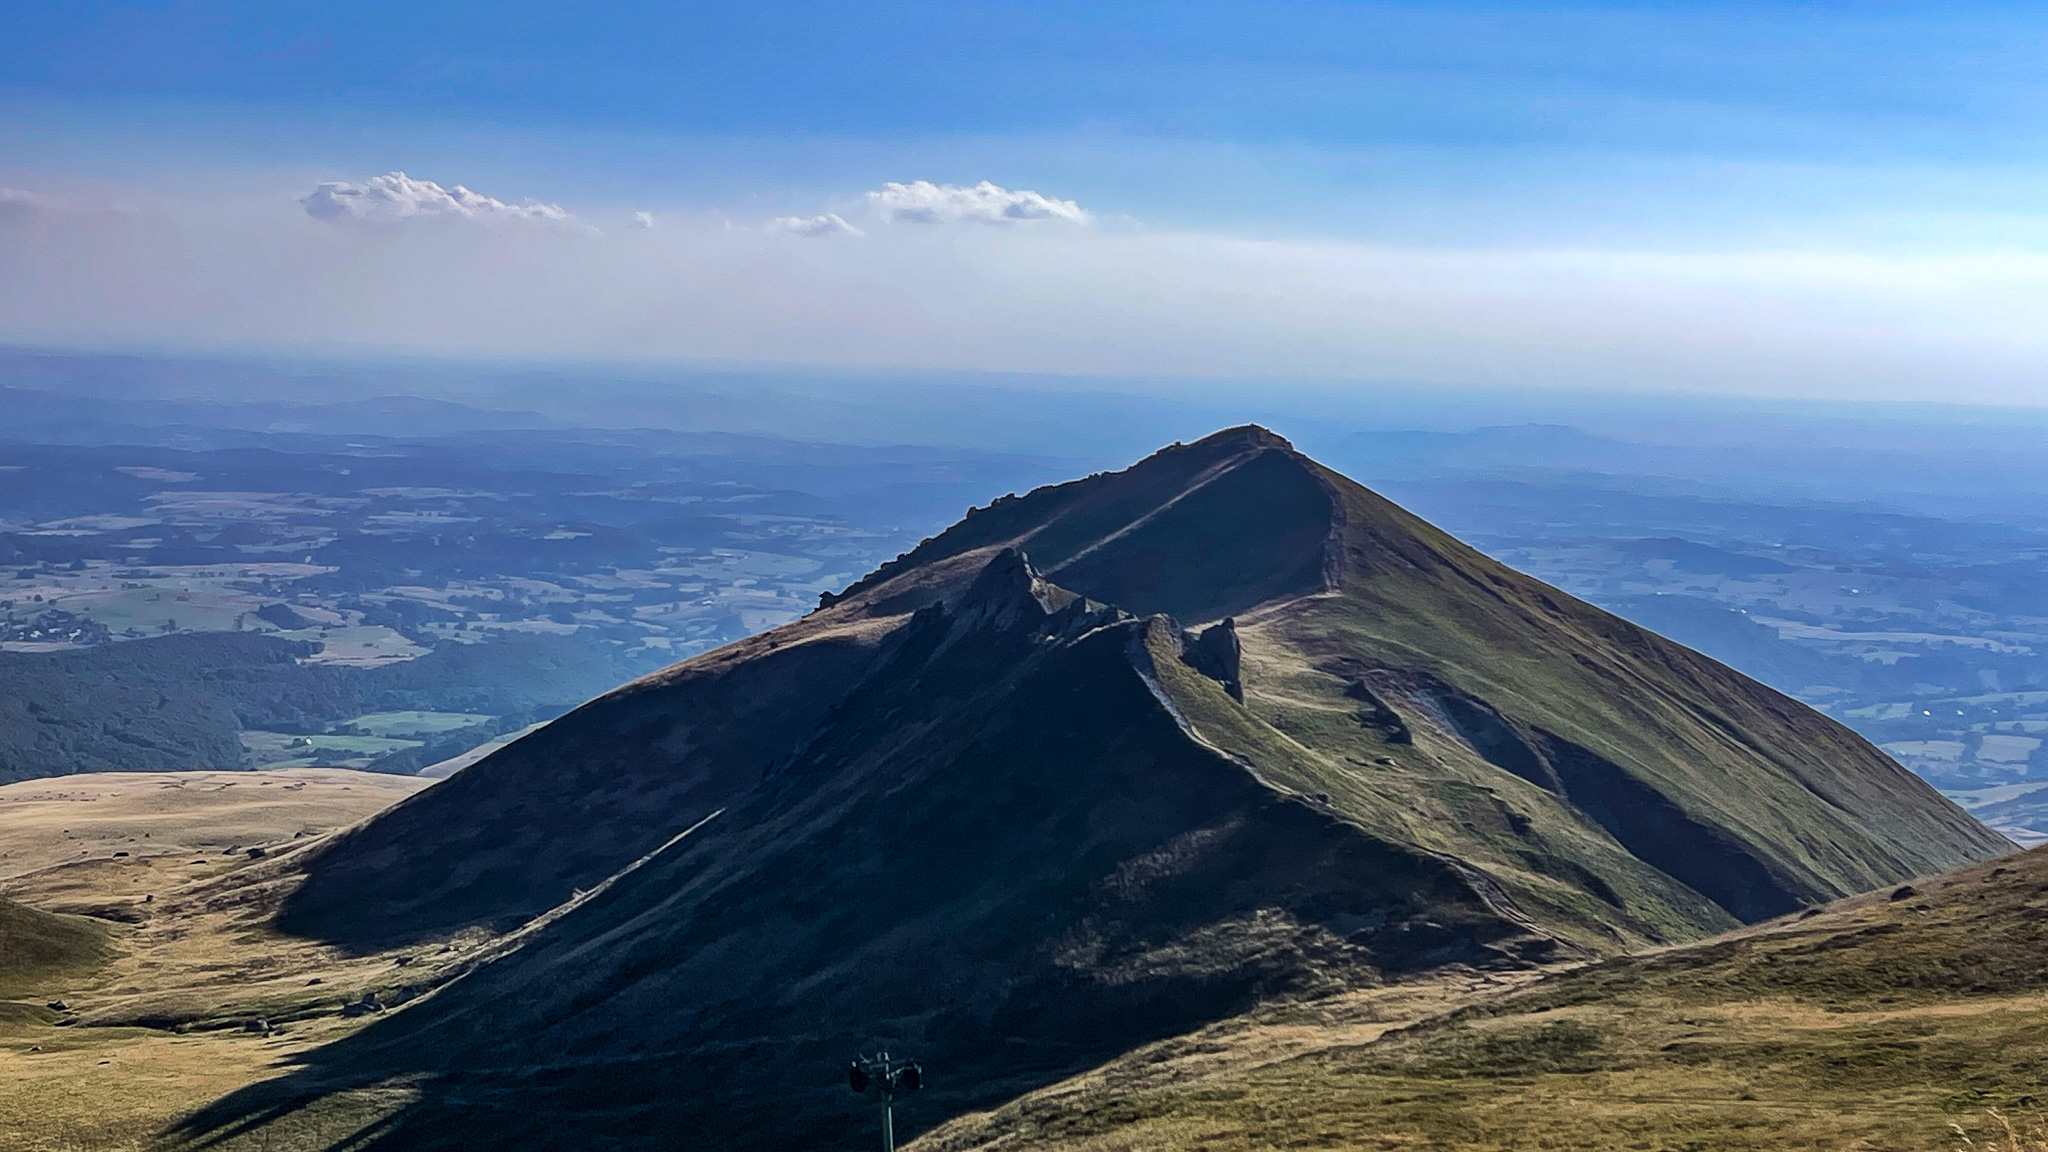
196 427 2006 1150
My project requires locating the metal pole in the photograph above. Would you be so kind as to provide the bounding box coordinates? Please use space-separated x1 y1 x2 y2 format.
883 1097 895 1152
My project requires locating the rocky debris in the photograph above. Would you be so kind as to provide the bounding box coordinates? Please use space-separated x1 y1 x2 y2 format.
45 1000 66 1011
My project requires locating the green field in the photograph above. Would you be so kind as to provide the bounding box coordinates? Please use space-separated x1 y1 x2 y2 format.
240 731 422 768
266 625 428 666
56 586 255 637
342 711 492 738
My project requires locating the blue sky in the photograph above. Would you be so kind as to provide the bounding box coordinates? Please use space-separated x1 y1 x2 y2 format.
4 2 2048 399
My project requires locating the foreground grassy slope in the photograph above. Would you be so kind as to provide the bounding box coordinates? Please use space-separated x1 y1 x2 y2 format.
0 769 431 882
0 770 442 1152
917 843 2044 1152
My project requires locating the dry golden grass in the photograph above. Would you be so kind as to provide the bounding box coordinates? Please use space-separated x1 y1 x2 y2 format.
0 769 459 1152
1955 1109 2048 1152
0 770 432 881
0 1017 391 1152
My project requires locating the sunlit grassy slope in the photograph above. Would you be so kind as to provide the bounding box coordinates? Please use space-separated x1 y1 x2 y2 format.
0 770 442 1152
871 424 2005 948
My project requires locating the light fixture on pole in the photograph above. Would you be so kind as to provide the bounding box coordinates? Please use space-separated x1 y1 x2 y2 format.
847 1050 924 1152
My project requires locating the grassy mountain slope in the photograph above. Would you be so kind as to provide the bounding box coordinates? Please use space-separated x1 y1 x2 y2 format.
846 425 2002 940
916 844 2048 1152
0 897 108 998
0 769 441 1152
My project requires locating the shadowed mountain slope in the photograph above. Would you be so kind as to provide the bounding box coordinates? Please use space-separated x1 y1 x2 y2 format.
909 846 2048 1152
233 426 2005 1150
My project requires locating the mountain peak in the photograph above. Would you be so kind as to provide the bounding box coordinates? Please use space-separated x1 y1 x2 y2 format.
832 421 1334 624
1170 422 1296 455
260 427 2009 1151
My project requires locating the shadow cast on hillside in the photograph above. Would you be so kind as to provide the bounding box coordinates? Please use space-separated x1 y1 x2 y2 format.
161 995 1206 1152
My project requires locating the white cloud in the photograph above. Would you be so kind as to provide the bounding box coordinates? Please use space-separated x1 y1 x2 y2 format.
865 180 1089 226
630 211 656 230
301 171 578 230
769 212 862 237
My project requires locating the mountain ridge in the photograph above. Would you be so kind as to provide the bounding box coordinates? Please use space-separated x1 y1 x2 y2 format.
229 425 2004 1150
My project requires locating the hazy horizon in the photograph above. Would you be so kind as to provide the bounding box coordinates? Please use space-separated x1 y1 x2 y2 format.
9 3 2048 404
